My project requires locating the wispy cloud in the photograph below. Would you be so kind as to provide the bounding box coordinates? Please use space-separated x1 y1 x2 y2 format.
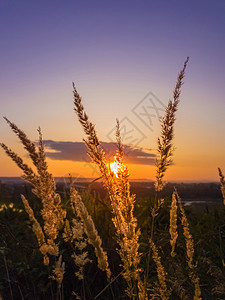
43 140 156 165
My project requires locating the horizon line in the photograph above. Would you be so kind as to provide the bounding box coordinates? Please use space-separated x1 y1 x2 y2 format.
0 176 220 184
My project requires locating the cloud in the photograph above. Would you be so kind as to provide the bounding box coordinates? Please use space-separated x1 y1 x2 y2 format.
43 140 156 165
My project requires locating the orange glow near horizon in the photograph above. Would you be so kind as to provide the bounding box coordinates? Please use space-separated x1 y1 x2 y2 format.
0 155 223 182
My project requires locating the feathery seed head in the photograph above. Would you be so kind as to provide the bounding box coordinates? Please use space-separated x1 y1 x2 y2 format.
218 168 225 204
155 58 189 191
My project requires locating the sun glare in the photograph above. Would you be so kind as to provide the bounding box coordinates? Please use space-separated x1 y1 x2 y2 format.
110 161 119 175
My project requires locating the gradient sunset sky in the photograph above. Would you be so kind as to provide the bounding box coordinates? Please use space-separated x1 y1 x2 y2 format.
0 0 225 181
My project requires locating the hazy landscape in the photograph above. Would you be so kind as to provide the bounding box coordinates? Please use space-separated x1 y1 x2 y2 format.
1 177 223 207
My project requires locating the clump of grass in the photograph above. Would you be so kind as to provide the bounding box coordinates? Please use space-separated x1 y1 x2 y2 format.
1 119 110 289
0 58 207 300
1 120 66 264
73 58 193 299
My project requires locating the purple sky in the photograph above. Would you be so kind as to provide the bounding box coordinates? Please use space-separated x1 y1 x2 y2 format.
1 0 225 181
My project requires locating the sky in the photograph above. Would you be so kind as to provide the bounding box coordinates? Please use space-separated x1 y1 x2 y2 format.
0 0 225 182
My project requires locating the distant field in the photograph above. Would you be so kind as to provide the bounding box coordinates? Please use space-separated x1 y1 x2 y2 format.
0 177 222 207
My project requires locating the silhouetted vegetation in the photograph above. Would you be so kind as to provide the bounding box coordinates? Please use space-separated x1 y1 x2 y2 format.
0 180 225 299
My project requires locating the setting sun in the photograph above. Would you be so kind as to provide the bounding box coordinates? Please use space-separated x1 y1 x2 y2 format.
110 160 119 175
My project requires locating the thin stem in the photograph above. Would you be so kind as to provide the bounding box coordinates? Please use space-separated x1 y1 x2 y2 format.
145 191 158 295
3 253 14 300
94 271 123 299
17 283 25 300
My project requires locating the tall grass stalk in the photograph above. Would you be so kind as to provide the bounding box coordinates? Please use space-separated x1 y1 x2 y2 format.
169 193 178 257
149 239 168 299
70 186 111 279
175 190 202 300
155 57 189 192
146 58 189 294
218 168 225 204
73 86 145 299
